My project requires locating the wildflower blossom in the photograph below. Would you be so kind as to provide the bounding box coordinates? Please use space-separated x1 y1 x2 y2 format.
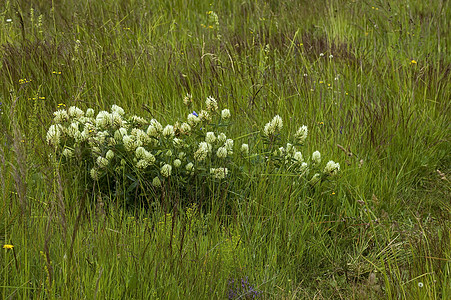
312 151 321 164
86 108 95 118
136 159 149 169
324 160 340 175
165 150 172 157
152 177 161 187
187 113 200 126
3 244 14 249
160 164 172 177
295 125 308 144
96 156 109 168
180 122 191 134
206 132 216 144
162 125 175 137
271 115 283 131
62 148 73 159
111 104 125 115
90 167 100 180
221 109 231 120
123 135 136 151
299 162 309 174
135 147 147 159
199 110 211 122
130 115 147 126
173 138 182 147
53 109 69 124
173 159 182 168
310 173 320 185
205 96 218 112
111 112 123 127
183 93 192 106
217 133 227 144
225 139 234 151
150 119 163 132
216 146 228 158
185 162 194 173
46 124 62 147
210 167 228 179
146 125 158 137
95 111 111 129
194 142 209 161
241 143 249 155
293 151 303 162
106 150 114 160
68 106 84 118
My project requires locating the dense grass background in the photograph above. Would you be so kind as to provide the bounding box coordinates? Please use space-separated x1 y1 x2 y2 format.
1 0 450 298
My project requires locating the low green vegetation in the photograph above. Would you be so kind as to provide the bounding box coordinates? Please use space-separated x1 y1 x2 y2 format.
1 0 450 298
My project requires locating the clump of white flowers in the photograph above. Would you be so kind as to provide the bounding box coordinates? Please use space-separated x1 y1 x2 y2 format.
47 98 341 206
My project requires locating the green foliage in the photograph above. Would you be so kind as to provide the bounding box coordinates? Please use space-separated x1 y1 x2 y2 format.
0 0 450 299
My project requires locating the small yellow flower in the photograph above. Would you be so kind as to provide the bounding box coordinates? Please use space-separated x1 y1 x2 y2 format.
3 244 14 249
319 81 324 84
52 71 62 75
410 59 417 64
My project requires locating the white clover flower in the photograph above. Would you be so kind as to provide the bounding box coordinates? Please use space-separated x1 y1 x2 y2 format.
130 115 147 126
187 113 200 126
194 142 209 161
324 160 340 175
162 125 175 137
144 151 155 164
46 124 62 147
271 115 283 132
106 150 114 160
183 93 192 106
135 146 147 159
132 128 149 145
146 125 158 138
68 106 84 118
178 152 186 160
53 110 69 124
310 173 321 185
180 122 191 134
96 156 109 168
123 135 136 151
172 138 182 148
210 167 228 179
216 146 228 158
295 125 308 144
221 109 231 120
312 151 321 164
173 159 182 168
319 53 325 57
136 159 149 169
62 148 73 159
205 96 218 112
150 119 163 132
205 132 216 144
90 167 100 181
95 111 111 129
66 122 80 138
160 164 172 177
240 143 249 155
86 108 95 118
111 104 125 115
165 150 172 157
152 176 161 187
225 139 234 151
199 110 211 122
293 151 303 162
185 162 194 172
299 162 309 174
217 133 227 144
263 122 274 137
111 112 123 128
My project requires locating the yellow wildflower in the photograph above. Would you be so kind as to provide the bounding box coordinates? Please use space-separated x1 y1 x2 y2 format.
3 244 14 249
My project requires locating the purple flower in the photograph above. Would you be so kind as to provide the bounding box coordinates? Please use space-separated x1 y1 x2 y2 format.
192 111 198 117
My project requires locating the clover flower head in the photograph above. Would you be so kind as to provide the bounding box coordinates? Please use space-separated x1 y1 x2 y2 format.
106 150 114 160
210 167 228 179
185 162 194 172
95 111 111 129
130 115 147 126
205 96 218 112
271 115 283 132
53 109 69 124
66 122 80 138
324 160 340 175
46 124 62 147
150 119 163 132
293 151 303 162
299 162 309 174
180 122 191 134
225 139 234 151
136 159 149 169
173 159 182 168
146 124 158 137
123 135 136 151
135 146 147 159
132 128 149 144
312 151 321 164
152 176 161 187
111 112 123 128
96 156 109 168
263 122 274 137
68 106 84 119
187 113 200 126
221 109 231 120
86 108 95 118
217 133 227 144
183 93 192 106
240 143 249 155
295 125 308 144
111 104 125 115
165 150 172 157
162 125 175 137
160 164 172 177
90 167 100 180
144 151 156 164
216 146 228 158
206 132 216 144
62 148 74 159
199 110 211 122
194 142 209 161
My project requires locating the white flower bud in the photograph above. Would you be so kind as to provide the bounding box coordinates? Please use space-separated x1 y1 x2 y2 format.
173 159 182 168
152 177 161 187
312 151 321 164
240 143 249 155
216 147 228 158
160 164 172 177
205 132 216 144
221 109 231 120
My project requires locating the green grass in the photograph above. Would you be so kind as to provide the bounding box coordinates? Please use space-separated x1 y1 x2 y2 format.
1 0 450 298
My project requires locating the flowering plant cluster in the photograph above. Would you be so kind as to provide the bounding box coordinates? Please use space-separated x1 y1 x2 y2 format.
46 96 339 205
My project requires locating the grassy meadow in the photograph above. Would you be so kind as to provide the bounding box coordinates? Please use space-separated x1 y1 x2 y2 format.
1 0 450 298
